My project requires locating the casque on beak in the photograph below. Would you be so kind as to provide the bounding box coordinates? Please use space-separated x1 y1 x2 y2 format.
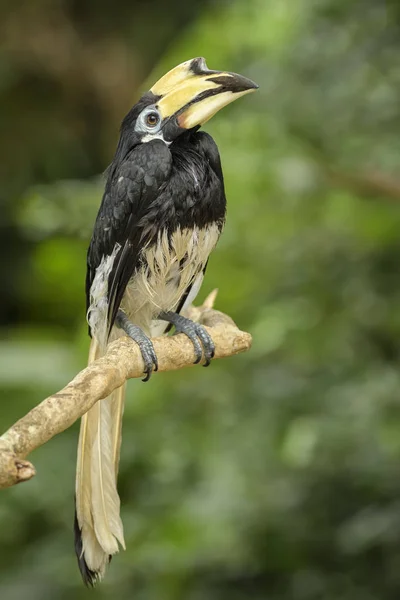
151 57 258 130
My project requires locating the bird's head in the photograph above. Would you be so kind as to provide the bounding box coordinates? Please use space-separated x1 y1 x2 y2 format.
120 57 258 147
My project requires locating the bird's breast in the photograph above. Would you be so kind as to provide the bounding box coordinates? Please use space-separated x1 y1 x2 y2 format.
121 223 221 329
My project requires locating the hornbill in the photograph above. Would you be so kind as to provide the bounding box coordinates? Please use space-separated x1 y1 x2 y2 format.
74 57 258 585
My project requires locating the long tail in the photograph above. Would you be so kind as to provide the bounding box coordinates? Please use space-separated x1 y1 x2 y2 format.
74 337 126 585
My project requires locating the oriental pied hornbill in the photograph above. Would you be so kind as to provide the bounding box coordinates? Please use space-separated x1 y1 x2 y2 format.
74 57 258 585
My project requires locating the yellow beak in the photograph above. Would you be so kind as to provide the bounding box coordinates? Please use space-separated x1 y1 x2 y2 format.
151 57 258 129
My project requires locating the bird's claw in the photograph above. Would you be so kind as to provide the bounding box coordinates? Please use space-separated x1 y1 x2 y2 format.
160 311 215 366
139 338 158 382
177 321 215 366
116 310 158 381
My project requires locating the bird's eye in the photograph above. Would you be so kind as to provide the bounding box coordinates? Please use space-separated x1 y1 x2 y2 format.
135 106 162 135
145 112 160 127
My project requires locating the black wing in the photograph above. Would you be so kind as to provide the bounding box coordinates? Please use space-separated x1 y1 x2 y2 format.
86 140 172 335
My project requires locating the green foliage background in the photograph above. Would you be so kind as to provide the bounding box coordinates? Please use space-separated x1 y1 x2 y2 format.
1 1 400 598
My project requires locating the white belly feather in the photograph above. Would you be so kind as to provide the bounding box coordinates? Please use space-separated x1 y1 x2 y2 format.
122 224 220 335
88 224 220 344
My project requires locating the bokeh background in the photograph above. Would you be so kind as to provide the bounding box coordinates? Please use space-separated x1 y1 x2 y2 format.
1 1 400 598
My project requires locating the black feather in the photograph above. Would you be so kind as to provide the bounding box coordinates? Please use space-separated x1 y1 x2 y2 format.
74 507 106 586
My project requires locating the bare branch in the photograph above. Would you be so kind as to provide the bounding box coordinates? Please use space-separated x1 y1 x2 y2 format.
0 294 251 489
326 166 400 201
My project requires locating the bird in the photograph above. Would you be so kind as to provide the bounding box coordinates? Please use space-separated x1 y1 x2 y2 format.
74 57 258 585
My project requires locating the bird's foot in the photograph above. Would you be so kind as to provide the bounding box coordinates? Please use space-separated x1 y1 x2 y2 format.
158 311 215 367
115 310 158 382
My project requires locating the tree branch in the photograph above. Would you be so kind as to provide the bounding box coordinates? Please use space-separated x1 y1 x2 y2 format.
0 293 252 489
326 166 400 201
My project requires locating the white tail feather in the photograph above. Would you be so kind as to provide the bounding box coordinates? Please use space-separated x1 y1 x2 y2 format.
90 395 125 551
75 337 126 582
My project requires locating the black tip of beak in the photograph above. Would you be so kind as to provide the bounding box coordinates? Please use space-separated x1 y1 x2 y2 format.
208 73 259 94
242 76 259 91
